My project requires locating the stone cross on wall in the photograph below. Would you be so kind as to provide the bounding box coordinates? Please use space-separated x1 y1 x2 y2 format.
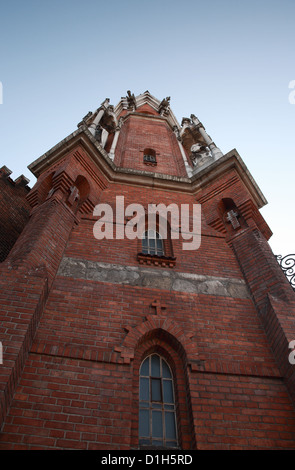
226 209 240 229
151 300 167 315
68 185 80 207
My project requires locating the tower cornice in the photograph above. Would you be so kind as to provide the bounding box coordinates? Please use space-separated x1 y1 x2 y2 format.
28 126 267 207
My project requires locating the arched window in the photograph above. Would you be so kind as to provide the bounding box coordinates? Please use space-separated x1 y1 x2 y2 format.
141 230 164 256
143 148 157 165
139 354 178 448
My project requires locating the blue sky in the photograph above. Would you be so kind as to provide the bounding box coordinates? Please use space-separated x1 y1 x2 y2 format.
0 0 294 256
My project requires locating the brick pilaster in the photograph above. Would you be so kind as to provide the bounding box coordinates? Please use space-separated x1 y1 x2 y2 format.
232 228 295 406
0 170 83 429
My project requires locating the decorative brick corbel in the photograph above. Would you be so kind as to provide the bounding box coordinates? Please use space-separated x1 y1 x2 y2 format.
238 199 272 241
52 170 74 199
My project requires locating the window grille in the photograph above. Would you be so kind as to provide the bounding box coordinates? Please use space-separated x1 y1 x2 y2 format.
139 354 178 448
141 230 164 256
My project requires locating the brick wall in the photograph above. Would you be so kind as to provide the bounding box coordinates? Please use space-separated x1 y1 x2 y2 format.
114 113 187 177
0 166 31 262
1 274 295 449
190 372 295 449
0 353 132 450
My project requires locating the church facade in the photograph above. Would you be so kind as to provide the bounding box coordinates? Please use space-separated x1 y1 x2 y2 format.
0 91 295 450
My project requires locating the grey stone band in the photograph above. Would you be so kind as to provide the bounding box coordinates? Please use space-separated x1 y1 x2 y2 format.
58 257 250 299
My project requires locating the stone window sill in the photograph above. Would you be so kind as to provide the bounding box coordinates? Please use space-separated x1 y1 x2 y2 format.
143 161 157 167
137 253 176 268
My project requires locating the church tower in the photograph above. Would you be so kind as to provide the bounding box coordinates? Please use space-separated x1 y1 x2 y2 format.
0 91 295 450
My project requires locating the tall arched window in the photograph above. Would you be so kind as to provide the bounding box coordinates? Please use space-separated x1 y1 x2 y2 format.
139 354 178 448
141 230 164 256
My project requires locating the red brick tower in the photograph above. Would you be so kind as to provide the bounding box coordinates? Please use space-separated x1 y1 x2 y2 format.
0 91 295 450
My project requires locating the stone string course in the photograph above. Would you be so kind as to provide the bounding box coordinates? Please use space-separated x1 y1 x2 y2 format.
58 256 250 299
